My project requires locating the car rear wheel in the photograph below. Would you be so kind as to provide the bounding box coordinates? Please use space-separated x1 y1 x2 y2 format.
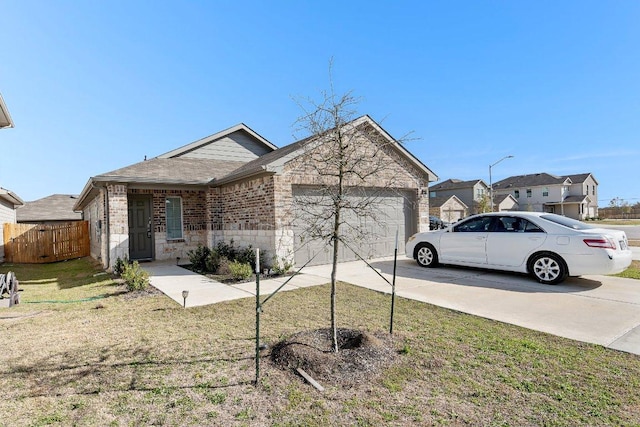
415 243 439 268
529 253 567 285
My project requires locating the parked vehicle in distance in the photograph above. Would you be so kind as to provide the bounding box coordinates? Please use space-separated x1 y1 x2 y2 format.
406 212 632 285
429 215 445 230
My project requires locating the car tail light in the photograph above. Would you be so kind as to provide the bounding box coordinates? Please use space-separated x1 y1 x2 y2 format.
583 237 616 249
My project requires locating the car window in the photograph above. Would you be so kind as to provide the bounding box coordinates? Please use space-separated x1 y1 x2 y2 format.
492 216 545 233
454 216 492 232
523 220 544 233
540 214 593 230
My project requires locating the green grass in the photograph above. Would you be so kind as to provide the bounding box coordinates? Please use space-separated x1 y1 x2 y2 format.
1 258 640 425
615 260 640 280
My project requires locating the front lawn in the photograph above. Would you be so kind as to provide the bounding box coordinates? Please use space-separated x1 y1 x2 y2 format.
1 258 640 426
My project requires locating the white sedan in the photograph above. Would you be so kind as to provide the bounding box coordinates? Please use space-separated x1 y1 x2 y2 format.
406 212 632 285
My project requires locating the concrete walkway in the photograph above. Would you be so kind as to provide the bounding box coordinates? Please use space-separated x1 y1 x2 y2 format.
144 256 640 356
143 261 329 307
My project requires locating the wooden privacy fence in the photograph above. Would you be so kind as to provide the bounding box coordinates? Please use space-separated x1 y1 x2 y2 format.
3 221 90 264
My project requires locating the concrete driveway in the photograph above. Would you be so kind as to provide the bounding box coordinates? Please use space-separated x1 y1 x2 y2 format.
146 255 640 356
325 257 640 355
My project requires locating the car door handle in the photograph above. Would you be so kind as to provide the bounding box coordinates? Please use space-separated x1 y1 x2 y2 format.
475 236 486 240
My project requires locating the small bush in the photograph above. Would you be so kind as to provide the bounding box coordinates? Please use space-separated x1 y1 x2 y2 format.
236 245 256 269
205 249 221 273
113 257 127 276
121 261 150 291
217 256 231 275
272 255 293 275
188 245 211 272
216 240 237 261
228 261 253 281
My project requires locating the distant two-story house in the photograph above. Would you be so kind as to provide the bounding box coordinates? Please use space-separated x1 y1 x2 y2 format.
492 172 598 220
429 179 490 215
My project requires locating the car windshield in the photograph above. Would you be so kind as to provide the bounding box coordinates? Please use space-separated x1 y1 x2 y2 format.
539 214 594 230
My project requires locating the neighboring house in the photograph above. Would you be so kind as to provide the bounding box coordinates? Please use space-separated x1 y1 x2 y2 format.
17 194 82 224
493 194 519 212
429 179 489 215
429 195 468 223
0 188 25 261
74 116 438 269
492 172 598 219
0 93 14 129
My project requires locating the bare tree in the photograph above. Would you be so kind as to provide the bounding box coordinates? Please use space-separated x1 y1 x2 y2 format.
290 75 412 352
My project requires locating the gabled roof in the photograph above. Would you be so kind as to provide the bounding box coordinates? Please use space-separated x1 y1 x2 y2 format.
565 173 598 185
431 178 488 191
0 188 23 207
158 123 277 158
493 173 571 190
0 93 14 129
215 115 438 185
429 195 468 209
494 194 518 205
17 194 82 222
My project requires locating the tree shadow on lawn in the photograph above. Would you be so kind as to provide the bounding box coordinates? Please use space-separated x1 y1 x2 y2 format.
4 343 255 399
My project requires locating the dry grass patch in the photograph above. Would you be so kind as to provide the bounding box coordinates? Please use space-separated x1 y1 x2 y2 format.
1 258 640 426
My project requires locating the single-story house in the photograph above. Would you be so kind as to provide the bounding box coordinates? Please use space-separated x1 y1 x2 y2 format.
74 115 438 269
17 194 82 224
429 195 468 223
0 188 25 262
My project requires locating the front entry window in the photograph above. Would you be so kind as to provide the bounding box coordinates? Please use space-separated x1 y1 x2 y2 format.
166 197 183 240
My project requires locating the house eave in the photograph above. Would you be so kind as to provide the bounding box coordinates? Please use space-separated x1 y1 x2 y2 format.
0 93 14 129
0 188 24 206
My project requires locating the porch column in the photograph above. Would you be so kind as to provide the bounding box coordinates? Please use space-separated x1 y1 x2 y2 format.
107 184 129 269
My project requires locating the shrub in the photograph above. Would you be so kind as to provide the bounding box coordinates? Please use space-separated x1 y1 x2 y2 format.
228 261 253 281
236 245 256 269
188 245 211 272
113 257 127 276
121 261 150 291
272 255 294 276
216 240 237 261
217 256 231 275
205 249 221 273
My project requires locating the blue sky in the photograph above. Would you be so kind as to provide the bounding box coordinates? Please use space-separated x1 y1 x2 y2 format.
2 1 639 206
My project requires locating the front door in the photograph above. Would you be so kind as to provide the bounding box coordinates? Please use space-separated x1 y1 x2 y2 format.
128 196 153 261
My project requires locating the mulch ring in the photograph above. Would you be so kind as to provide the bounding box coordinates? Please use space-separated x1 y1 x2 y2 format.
270 328 398 386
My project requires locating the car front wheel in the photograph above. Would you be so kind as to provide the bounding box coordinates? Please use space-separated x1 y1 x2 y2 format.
415 243 439 268
529 253 567 285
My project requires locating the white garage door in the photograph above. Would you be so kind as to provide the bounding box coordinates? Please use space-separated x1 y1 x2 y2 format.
292 186 416 266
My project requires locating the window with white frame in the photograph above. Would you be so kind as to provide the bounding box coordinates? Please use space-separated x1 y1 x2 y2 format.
543 187 549 197
476 188 485 198
166 197 183 240
526 188 532 198
514 189 520 199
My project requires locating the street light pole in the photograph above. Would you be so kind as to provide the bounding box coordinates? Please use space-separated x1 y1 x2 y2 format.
489 155 514 212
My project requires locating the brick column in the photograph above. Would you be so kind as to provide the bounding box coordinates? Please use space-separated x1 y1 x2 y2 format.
107 184 129 269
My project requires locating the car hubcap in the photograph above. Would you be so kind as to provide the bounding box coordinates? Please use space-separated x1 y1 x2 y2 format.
534 257 560 281
418 248 433 265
